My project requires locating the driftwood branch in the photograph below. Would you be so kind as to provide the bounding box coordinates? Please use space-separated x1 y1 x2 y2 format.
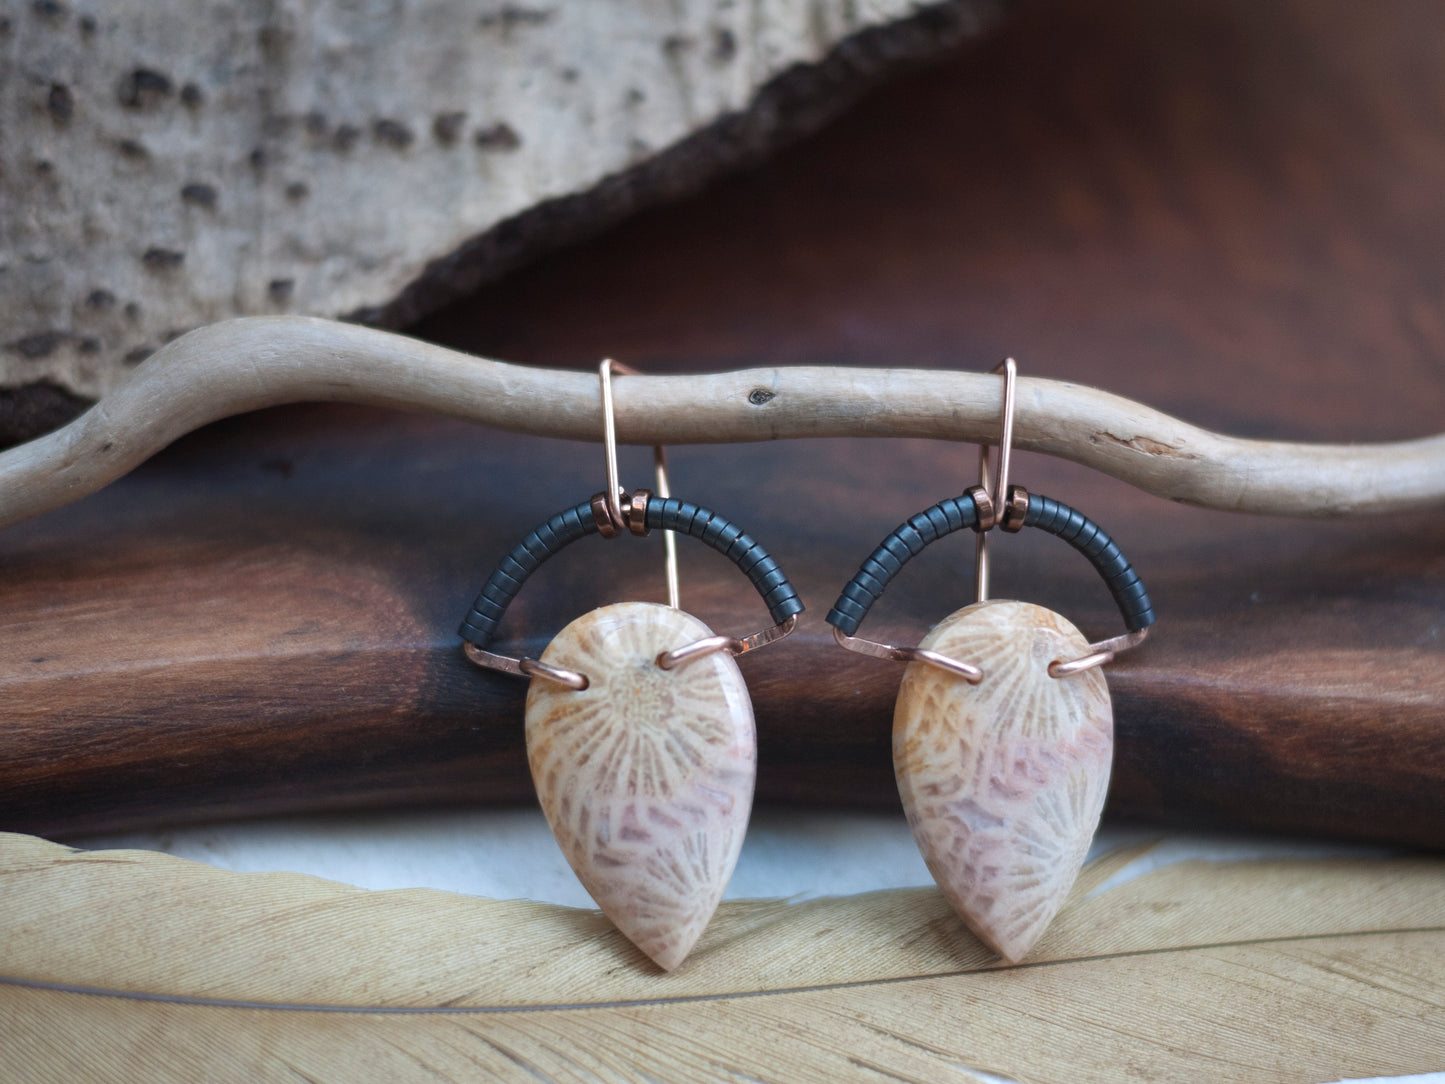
1 315 1442 530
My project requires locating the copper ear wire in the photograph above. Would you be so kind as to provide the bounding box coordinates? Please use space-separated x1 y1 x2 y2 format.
968 357 1148 678
599 359 796 672
457 360 679 692
599 358 680 609
830 359 1024 686
834 359 1020 684
974 357 1022 603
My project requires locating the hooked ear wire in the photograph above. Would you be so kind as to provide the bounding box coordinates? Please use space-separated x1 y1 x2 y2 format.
599 358 679 607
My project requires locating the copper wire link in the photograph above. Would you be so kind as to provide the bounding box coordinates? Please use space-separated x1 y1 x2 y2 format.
831 626 983 684
463 642 589 691
1048 627 1150 678
657 613 799 671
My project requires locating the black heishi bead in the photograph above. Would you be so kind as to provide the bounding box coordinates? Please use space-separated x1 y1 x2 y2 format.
1093 540 1122 568
1116 577 1150 602
1106 565 1140 588
734 541 767 574
663 501 690 533
881 536 914 565
716 523 746 551
764 583 803 613
510 548 541 573
896 525 927 554
1071 519 1101 553
520 534 552 562
752 565 790 594
498 555 529 582
868 547 903 577
853 567 885 597
1056 508 1084 541
489 567 523 594
471 595 506 621
458 619 491 642
746 553 778 578
908 513 939 543
773 594 805 621
725 533 755 562
862 556 894 584
480 581 514 607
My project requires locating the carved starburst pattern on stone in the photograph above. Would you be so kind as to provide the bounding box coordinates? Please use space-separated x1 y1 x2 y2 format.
893 599 1113 963
526 601 756 970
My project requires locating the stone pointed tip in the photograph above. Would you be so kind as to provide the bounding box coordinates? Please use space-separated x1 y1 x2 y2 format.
987 937 1032 967
642 940 689 972
615 905 709 972
962 912 1035 966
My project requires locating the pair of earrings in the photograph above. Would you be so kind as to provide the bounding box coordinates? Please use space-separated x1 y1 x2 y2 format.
458 359 1153 970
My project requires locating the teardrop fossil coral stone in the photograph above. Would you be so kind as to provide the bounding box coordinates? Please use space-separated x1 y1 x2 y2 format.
893 599 1113 964
525 601 756 971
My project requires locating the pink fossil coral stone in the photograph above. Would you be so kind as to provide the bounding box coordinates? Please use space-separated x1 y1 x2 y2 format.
894 600 1113 963
526 602 755 970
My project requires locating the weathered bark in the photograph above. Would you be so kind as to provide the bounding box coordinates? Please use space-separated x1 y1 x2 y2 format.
0 0 1003 418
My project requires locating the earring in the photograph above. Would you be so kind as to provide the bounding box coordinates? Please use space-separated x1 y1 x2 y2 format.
457 359 802 970
827 359 1154 964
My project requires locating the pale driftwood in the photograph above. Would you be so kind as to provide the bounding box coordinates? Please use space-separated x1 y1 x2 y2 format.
0 0 998 402
1 316 1443 530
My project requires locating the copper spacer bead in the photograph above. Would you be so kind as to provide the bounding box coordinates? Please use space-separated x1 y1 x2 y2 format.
627 488 653 536
966 484 996 532
1000 485 1030 532
590 491 621 539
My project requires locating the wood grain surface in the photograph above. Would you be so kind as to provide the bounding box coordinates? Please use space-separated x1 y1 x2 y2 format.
2 0 1443 844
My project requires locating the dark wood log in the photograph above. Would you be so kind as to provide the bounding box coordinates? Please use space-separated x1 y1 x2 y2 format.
2 0 1442 845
